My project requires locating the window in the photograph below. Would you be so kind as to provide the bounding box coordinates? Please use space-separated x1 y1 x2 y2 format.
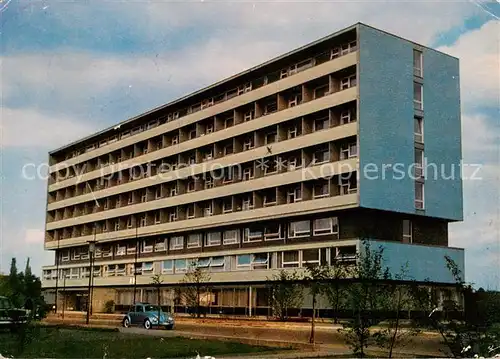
203 149 213 162
223 198 233 213
314 117 329 131
265 159 277 175
414 82 423 110
403 220 413 243
302 249 320 266
72 248 81 260
264 224 281 241
340 177 357 195
288 125 299 139
139 215 147 227
282 251 299 268
204 203 213 217
197 257 211 268
153 211 161 224
288 94 302 107
289 220 310 238
162 260 173 274
155 187 162 200
169 210 178 222
187 234 202 248
154 239 166 252
336 246 357 262
170 186 177 196
265 131 277 145
187 180 196 192
414 149 424 179
142 240 153 253
288 156 302 171
57 249 67 262
414 117 424 143
244 227 263 242
114 220 121 231
142 262 154 275
211 256 225 268
186 204 195 219
223 143 234 156
205 232 221 246
242 195 254 210
174 259 187 274
243 136 254 150
287 186 302 203
242 167 254 181
102 245 112 257
263 190 277 206
237 254 251 268
313 146 329 164
223 230 239 245
204 178 214 190
313 182 330 198
313 217 339 236
225 117 235 128
127 242 137 255
340 143 357 160
313 84 329 99
264 101 277 115
340 109 354 124
170 236 184 250
252 253 269 269
415 182 424 209
141 190 147 203
340 75 356 90
116 244 126 256
126 217 133 229
413 49 423 77
189 129 197 140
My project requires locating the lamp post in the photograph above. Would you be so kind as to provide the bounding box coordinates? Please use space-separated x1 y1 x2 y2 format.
133 221 139 305
54 237 60 314
86 239 96 325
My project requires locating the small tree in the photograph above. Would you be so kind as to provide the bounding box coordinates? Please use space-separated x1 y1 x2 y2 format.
373 264 421 358
322 257 349 324
151 274 163 327
304 264 329 343
267 269 304 321
180 261 211 318
340 240 391 358
411 256 500 358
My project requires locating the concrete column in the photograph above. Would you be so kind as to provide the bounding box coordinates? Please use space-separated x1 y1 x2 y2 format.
249 286 252 317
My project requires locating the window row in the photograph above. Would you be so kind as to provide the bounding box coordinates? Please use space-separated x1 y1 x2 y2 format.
51 67 357 186
48 138 358 222
48 174 356 241
44 245 358 280
56 215 340 261
55 39 358 164
50 106 357 205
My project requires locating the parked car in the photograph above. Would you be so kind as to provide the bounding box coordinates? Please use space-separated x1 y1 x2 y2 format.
0 296 28 330
122 303 174 330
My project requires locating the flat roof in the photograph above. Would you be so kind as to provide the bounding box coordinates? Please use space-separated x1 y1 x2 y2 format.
50 22 456 155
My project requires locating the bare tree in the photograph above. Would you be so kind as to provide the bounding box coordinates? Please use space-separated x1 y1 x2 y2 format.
180 261 211 318
322 257 350 324
151 274 163 326
267 270 304 321
340 240 391 358
373 264 421 358
304 264 329 344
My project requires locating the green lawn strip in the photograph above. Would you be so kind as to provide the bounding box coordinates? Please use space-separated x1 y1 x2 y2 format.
0 327 277 358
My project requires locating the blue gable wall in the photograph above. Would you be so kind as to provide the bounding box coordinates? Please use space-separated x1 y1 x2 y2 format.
422 50 463 220
358 25 415 214
358 24 463 221
361 240 465 284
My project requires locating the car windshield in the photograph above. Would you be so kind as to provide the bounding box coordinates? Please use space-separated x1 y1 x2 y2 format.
144 305 161 312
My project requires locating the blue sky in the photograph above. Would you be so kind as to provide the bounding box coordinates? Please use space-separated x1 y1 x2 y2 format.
1 0 499 288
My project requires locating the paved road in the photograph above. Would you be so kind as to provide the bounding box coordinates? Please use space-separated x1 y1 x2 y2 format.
120 321 446 357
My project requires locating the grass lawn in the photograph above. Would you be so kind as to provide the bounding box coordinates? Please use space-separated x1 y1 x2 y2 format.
0 326 278 358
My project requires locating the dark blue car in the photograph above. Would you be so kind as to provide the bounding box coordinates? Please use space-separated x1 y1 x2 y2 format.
122 303 174 330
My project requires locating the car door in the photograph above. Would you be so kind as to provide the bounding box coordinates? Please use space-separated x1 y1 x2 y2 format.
135 304 145 324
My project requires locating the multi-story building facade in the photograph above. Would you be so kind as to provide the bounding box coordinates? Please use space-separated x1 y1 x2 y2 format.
42 23 464 315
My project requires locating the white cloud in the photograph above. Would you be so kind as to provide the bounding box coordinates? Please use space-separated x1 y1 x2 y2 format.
439 20 500 108
0 107 96 148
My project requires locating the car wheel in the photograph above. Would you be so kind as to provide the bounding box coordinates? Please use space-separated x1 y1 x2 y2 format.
122 318 130 328
144 319 152 330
